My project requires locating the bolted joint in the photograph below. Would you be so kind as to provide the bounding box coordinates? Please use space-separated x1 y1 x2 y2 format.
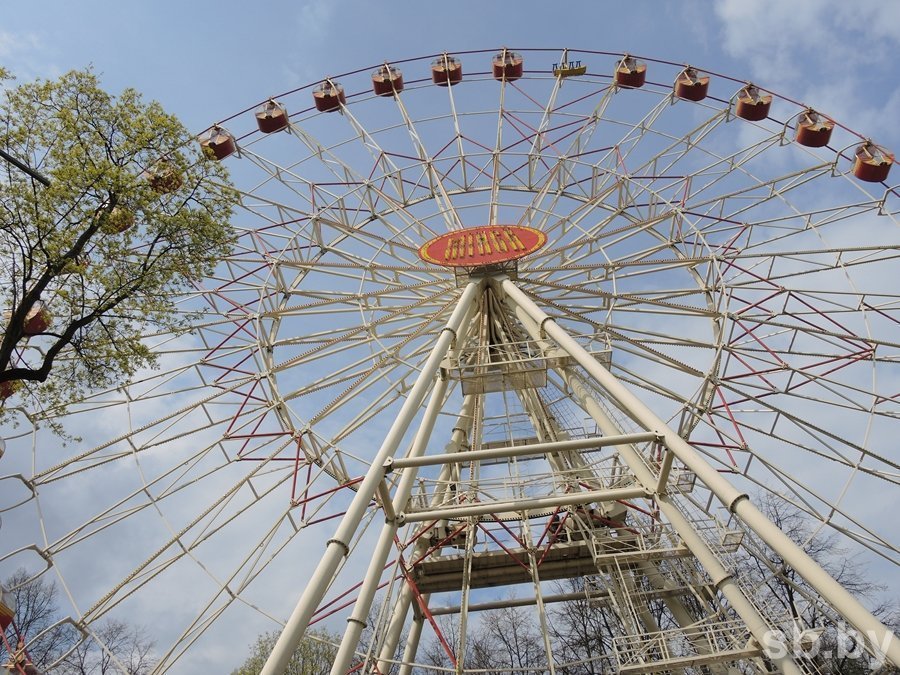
727 492 750 514
326 538 351 556
538 316 555 339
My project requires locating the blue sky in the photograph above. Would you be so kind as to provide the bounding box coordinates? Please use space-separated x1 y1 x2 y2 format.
3 0 899 151
2 1 900 672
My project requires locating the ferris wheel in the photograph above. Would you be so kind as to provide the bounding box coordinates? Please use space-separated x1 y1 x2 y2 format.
1 48 898 674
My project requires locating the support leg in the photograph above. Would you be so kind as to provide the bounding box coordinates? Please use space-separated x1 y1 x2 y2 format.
261 282 480 675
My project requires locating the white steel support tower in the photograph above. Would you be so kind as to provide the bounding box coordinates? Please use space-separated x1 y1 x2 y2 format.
262 268 899 674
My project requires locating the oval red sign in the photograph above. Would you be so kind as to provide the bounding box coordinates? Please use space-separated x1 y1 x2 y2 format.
418 226 546 268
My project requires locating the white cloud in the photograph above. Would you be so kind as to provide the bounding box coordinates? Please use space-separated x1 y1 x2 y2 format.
0 30 57 81
0 30 41 59
716 0 900 70
278 1 340 87
714 0 900 144
298 0 336 32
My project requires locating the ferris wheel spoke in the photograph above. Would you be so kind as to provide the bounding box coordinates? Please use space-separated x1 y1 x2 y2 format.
283 122 398 206
488 74 513 226
528 208 680 270
523 277 718 320
303 333 442 430
31 381 255 483
514 87 622 236
715 379 900 475
729 310 898 353
262 278 445 319
263 285 452 371
283 347 416 401
657 131 784 206
625 106 730 181
717 447 900 559
607 360 701 409
390 90 465 232
338 106 410 205
724 253 900 296
324 373 445 449
272 264 435 300
79 437 298 621
156 508 320 670
239 153 428 259
683 166 837 231
711 401 900 485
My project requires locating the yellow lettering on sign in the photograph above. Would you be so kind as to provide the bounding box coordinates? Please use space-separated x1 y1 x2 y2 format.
421 226 542 266
506 227 525 251
491 230 507 253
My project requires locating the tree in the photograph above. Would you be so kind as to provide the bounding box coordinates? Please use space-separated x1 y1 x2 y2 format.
230 629 338 675
736 494 900 673
58 619 156 675
546 578 618 674
1 569 155 674
1 569 77 668
0 68 236 427
421 607 545 673
471 605 545 672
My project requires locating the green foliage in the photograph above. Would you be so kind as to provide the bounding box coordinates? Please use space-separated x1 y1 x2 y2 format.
231 629 338 675
0 68 237 428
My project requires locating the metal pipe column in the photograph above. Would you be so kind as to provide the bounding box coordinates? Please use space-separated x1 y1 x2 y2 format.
374 396 477 671
497 276 900 668
261 281 480 675
503 282 803 673
559 367 804 675
329 376 454 672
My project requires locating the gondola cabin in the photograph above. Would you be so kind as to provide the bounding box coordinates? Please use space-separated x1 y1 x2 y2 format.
313 81 345 112
22 302 51 336
853 142 893 183
675 67 709 101
795 110 834 147
0 585 13 630
372 65 404 96
146 159 183 194
735 85 772 121
615 56 646 89
0 380 22 401
198 126 237 161
98 206 135 234
255 100 289 133
492 50 523 82
432 55 463 86
553 60 586 77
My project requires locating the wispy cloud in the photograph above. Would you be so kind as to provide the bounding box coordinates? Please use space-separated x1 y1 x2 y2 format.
0 30 58 81
0 30 41 58
279 0 340 88
714 0 900 144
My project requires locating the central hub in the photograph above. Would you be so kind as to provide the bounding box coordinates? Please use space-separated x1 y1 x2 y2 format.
418 225 547 268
